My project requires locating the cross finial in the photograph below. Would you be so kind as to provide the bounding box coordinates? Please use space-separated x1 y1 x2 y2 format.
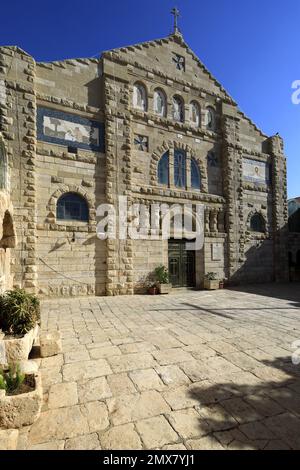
171 7 180 33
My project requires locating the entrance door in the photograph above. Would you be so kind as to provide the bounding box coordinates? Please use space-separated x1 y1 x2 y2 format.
168 240 195 287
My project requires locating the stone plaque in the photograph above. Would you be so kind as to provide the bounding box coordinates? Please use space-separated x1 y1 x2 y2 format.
211 243 222 261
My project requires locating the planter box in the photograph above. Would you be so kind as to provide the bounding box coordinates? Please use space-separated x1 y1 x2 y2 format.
1 324 39 365
0 372 42 429
204 279 220 290
158 283 172 294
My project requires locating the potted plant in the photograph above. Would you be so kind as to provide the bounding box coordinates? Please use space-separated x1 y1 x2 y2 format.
0 363 42 428
204 272 220 290
148 283 157 295
154 265 172 294
0 289 40 365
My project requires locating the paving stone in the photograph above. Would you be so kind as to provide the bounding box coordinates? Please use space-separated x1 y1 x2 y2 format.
48 382 78 409
40 354 64 369
0 429 19 450
238 421 276 440
78 376 112 403
221 397 263 424
65 433 100 450
107 353 155 373
107 390 170 425
155 365 191 387
162 381 225 410
64 347 90 363
186 436 224 450
100 424 142 450
80 401 109 432
107 373 137 396
264 412 300 449
29 441 65 450
152 348 194 365
89 345 121 359
263 440 291 450
129 368 165 391
224 352 263 371
62 359 112 381
167 408 210 439
28 406 90 444
197 404 238 431
135 416 179 448
119 342 156 354
162 443 187 450
40 368 63 390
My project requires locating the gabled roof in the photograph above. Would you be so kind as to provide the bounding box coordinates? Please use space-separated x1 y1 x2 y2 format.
102 31 236 104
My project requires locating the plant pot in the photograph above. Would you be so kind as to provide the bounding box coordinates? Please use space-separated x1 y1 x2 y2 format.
148 287 157 295
204 279 220 290
158 283 172 294
1 324 39 366
0 372 43 429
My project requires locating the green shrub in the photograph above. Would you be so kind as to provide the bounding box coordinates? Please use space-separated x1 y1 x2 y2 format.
154 265 169 284
0 289 40 336
0 364 25 394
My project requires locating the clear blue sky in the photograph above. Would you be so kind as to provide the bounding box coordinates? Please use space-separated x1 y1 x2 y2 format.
1 0 299 198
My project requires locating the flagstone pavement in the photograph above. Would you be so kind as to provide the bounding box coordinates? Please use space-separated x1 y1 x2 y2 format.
15 284 300 449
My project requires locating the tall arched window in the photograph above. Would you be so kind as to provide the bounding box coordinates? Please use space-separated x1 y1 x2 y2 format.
190 101 201 127
172 95 184 122
174 149 186 188
191 158 201 189
57 193 89 222
158 152 169 185
0 138 7 190
133 83 147 111
205 107 216 131
250 213 265 233
153 89 167 117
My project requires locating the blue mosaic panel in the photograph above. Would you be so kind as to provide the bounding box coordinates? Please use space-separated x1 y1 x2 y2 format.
37 107 105 152
243 158 271 185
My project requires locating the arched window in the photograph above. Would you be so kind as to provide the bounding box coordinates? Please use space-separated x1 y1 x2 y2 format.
153 89 167 117
57 193 89 222
205 107 216 131
133 83 147 111
191 158 201 189
250 213 265 233
158 152 169 185
0 138 7 190
190 101 201 127
172 95 184 122
174 149 186 188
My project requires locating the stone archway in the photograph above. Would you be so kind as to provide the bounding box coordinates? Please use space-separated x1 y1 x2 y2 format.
0 194 16 293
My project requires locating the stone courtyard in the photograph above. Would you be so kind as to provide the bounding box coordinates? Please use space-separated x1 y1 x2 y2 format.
14 284 300 450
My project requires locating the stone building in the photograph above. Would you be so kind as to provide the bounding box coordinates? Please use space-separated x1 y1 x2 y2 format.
0 27 289 297
288 197 300 281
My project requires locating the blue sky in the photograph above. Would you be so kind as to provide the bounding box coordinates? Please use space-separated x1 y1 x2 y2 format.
1 0 299 198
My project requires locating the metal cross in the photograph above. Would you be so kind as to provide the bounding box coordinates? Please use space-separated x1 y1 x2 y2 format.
171 7 180 33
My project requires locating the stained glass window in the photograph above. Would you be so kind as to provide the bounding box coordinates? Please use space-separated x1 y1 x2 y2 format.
174 149 186 188
133 83 147 111
191 158 201 189
250 213 265 233
57 193 89 222
205 107 216 130
190 101 201 127
172 95 184 122
153 89 167 117
158 152 169 185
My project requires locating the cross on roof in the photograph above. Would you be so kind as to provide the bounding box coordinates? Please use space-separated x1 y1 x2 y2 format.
171 7 180 33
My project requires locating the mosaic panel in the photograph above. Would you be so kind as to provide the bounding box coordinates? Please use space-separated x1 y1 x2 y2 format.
242 157 270 185
37 107 105 152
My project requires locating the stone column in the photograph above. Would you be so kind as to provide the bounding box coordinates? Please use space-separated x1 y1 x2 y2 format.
268 134 289 282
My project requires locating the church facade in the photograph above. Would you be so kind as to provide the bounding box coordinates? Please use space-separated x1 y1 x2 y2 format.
0 29 289 297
